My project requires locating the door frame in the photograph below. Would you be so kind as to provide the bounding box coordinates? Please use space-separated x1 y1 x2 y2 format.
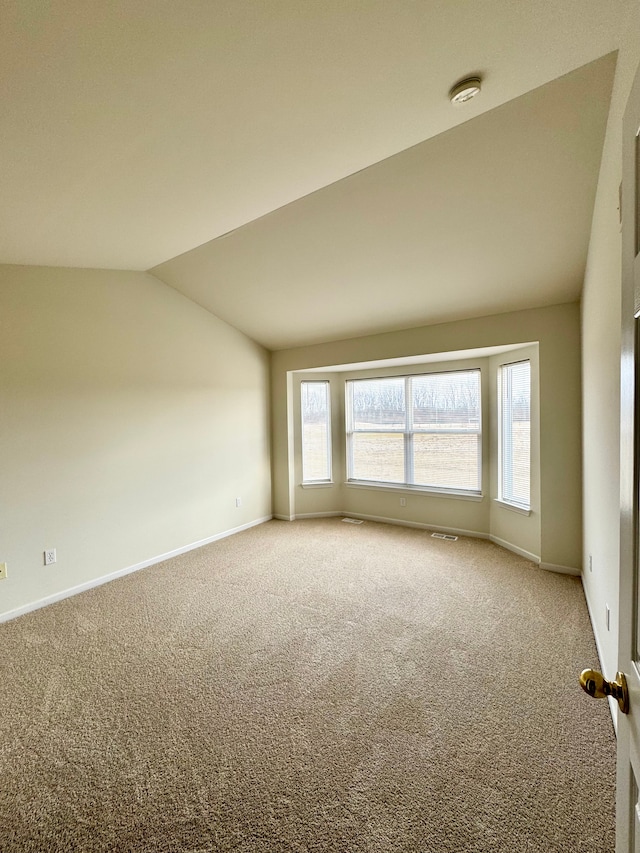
617 55 640 853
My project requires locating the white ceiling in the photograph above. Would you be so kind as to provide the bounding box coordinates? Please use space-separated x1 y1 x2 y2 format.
153 54 615 348
1 1 633 349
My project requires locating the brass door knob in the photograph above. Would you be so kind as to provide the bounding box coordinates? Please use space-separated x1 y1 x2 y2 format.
579 669 629 714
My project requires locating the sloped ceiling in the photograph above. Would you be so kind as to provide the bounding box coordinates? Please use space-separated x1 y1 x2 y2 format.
0 2 630 348
153 55 615 348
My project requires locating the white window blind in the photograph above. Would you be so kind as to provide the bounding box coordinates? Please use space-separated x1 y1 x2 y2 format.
301 381 331 482
499 360 531 508
347 370 481 493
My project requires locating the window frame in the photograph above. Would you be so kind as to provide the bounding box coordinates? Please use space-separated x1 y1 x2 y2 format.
498 359 531 511
345 368 482 496
301 380 333 485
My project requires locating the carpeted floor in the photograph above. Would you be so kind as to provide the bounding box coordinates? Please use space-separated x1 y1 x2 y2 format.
0 518 615 852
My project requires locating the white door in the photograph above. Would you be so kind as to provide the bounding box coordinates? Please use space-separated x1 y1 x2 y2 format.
616 59 640 853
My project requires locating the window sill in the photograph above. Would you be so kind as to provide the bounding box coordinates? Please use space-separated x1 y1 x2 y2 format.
345 481 483 502
301 481 335 489
493 498 531 516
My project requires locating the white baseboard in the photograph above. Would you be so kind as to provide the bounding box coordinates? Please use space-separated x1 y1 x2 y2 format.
489 535 540 564
295 511 343 520
539 561 581 577
291 513 585 583
287 511 548 568
0 515 272 625
581 580 617 733
292 510 487 540
273 513 295 521
343 512 489 539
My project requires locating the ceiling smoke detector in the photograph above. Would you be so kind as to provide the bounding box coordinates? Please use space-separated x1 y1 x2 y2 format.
449 76 482 105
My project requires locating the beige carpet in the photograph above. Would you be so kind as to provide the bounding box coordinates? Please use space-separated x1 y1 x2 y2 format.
0 518 615 852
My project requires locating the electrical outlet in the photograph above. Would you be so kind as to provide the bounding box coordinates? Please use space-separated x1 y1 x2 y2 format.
399 497 406 507
44 549 57 566
606 604 611 631
0 562 7 580
588 554 592 572
235 497 242 508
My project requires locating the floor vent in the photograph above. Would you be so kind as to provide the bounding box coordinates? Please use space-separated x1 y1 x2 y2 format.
342 517 365 525
431 532 458 541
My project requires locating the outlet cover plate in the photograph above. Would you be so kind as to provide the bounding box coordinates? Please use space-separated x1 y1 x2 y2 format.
0 562 7 580
44 549 57 566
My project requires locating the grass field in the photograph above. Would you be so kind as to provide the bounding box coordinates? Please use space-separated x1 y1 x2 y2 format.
302 422 530 497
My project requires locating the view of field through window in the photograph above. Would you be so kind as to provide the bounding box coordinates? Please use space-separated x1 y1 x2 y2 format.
301 381 331 481
347 371 482 491
301 422 529 491
500 361 531 506
302 369 530 496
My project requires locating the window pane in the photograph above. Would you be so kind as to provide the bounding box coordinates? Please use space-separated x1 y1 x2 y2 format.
351 378 405 429
412 371 480 430
301 381 331 481
351 433 404 483
412 434 480 490
500 361 530 506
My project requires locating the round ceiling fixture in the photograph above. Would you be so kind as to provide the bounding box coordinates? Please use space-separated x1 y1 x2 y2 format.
449 77 482 105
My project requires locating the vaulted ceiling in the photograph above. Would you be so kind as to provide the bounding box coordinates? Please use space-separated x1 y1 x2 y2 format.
1 2 633 348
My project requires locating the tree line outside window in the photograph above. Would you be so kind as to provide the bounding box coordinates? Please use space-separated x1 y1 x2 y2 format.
301 363 530 503
345 370 482 492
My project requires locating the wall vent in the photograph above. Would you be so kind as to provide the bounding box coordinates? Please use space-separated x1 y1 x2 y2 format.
431 532 458 541
342 517 365 525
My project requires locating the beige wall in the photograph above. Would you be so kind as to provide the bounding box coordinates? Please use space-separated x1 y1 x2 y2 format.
0 265 272 620
582 35 640 681
272 303 579 568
